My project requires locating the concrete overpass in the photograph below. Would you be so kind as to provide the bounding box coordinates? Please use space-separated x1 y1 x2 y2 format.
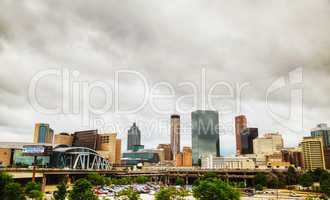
0 167 278 191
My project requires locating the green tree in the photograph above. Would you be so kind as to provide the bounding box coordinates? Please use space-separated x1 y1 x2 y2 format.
320 172 330 197
136 176 148 184
24 182 43 200
87 173 106 186
311 168 327 182
193 178 240 200
0 172 14 199
299 173 314 188
255 173 267 188
53 181 68 200
3 182 26 200
117 187 141 200
175 177 185 186
155 187 176 200
287 166 298 185
69 179 98 200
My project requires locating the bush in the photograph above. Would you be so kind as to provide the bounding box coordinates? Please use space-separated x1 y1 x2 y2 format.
3 182 26 200
24 182 43 200
53 181 67 200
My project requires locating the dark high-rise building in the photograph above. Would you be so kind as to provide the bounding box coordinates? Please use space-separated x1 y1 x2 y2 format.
72 130 98 150
235 115 247 155
311 123 330 169
170 114 180 159
240 128 258 154
191 110 220 165
127 123 141 151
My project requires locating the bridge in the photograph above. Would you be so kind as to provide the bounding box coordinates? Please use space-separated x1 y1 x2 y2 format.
0 167 279 191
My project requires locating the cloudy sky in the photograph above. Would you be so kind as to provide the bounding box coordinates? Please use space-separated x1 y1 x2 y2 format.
0 0 329 155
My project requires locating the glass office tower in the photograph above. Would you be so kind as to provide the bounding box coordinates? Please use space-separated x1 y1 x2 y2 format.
191 110 220 165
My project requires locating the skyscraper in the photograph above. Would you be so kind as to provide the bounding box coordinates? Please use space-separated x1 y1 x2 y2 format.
127 123 141 151
191 110 220 165
170 114 180 159
235 115 247 155
253 133 283 155
240 128 258 155
301 137 326 170
33 123 54 144
311 123 330 168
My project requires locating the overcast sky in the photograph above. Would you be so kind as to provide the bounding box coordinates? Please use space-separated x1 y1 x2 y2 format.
0 0 330 155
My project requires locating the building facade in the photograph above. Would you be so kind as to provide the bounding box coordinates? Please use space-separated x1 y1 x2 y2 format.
192 110 220 165
201 154 255 169
235 115 247 155
127 123 141 151
72 130 98 150
33 123 54 144
311 123 330 169
182 147 192 167
170 114 180 159
301 137 326 170
253 133 283 155
97 133 117 164
240 128 258 155
157 144 172 160
282 147 304 168
54 133 73 146
115 139 122 165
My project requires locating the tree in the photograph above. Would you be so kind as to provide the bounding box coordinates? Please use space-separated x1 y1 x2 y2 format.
175 177 185 186
24 182 43 200
87 173 106 186
69 179 98 200
53 181 68 200
117 187 141 200
136 176 148 184
0 172 14 199
320 172 330 197
255 173 267 188
287 166 298 185
311 168 327 182
298 173 313 188
193 178 240 200
3 182 26 200
155 187 176 200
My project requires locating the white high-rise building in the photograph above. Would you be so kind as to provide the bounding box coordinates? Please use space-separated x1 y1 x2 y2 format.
253 133 283 155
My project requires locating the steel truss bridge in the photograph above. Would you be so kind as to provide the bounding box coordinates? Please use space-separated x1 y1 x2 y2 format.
51 147 111 170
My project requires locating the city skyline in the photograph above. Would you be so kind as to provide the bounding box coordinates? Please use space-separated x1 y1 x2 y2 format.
1 1 330 156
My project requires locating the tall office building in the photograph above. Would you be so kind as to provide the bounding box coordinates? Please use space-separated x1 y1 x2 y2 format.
235 115 247 155
170 114 180 159
33 123 54 144
127 123 141 151
301 137 326 170
192 110 220 165
253 133 283 155
311 123 330 168
240 128 258 155
72 130 98 150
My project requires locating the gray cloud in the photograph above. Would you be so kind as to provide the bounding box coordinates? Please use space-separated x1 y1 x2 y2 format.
0 0 330 154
